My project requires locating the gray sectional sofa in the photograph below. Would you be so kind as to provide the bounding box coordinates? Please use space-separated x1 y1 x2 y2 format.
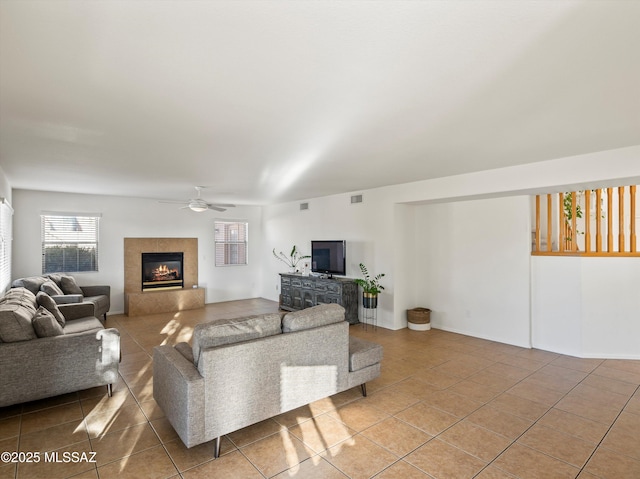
0 286 120 407
153 303 383 458
11 274 110 321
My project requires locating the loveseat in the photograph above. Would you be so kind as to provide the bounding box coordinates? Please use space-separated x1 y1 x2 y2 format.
0 287 120 407
11 274 110 321
153 303 383 458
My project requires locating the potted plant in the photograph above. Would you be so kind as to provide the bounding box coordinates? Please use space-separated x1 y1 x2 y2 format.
272 245 310 273
354 263 385 309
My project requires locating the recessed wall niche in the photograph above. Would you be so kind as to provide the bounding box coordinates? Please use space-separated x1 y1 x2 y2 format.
124 237 204 316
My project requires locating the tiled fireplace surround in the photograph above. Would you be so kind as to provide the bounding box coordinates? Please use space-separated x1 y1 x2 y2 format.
123 238 205 316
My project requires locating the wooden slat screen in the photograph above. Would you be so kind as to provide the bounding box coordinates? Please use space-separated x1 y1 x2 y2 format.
532 186 640 257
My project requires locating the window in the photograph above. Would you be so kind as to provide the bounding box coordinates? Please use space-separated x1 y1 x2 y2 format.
215 221 248 266
0 198 13 292
41 213 101 273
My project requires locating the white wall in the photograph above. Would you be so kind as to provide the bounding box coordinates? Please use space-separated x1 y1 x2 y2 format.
532 257 640 358
415 196 532 348
12 189 264 313
0 166 11 204
261 190 403 329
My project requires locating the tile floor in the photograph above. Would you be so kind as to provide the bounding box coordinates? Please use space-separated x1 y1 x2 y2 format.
1 298 640 478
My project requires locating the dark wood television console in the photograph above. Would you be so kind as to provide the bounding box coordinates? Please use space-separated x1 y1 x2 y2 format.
279 273 359 324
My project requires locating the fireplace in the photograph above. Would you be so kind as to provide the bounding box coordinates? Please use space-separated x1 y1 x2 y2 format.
141 252 184 291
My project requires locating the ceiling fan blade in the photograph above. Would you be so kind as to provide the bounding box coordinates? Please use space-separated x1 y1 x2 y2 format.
211 203 236 208
208 205 227 212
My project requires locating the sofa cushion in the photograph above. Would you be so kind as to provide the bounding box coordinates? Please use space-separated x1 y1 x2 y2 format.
41 281 64 296
282 303 345 333
60 276 84 296
32 306 65 338
0 289 38 342
11 276 48 296
36 292 66 327
349 336 384 372
62 316 104 335
175 342 195 363
192 313 283 365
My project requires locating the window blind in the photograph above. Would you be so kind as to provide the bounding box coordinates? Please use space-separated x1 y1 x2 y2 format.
0 199 13 292
41 213 101 273
214 221 248 266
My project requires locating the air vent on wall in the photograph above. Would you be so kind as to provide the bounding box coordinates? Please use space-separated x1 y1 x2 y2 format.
351 194 363 204
300 202 309 211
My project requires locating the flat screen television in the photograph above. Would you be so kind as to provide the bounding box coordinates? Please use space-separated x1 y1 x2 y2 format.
311 240 346 277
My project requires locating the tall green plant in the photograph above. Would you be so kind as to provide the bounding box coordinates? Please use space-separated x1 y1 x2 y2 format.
353 263 385 295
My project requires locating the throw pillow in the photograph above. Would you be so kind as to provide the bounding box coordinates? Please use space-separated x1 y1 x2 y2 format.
36 291 66 327
32 306 65 338
60 276 84 296
40 281 64 296
282 303 345 333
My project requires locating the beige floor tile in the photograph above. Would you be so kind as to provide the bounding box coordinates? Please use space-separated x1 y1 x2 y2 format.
536 408 609 444
20 401 84 435
386 378 439 400
149 417 180 443
499 355 547 372
19 420 89 453
240 427 312 477
507 380 566 407
164 437 231 472
89 422 160 466
80 389 137 417
483 363 531 381
550 356 604 373
182 449 262 479
468 370 520 391
363 386 420 415
538 364 590 383
593 364 640 385
518 423 595 467
328 399 389 432
361 417 431 457
395 402 459 436
272 456 349 479
569 383 631 409
412 368 461 390
494 443 579 479
555 395 622 424
466 405 533 440
139 398 165 421
581 371 639 396
96 444 178 479
16 440 96 479
326 435 398 479
489 393 549 422
583 447 640 478
373 459 431 478
0 463 16 479
474 465 520 478
289 413 357 454
517 371 578 394
447 379 505 403
438 419 511 462
0 404 22 420
273 404 319 428
226 418 282 448
0 415 20 440
405 438 486 478
600 411 640 460
85 402 148 438
421 389 483 418
430 357 492 378
21 393 80 414
625 395 640 416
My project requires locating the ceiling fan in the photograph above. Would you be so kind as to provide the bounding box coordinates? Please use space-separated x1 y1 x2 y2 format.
159 186 235 212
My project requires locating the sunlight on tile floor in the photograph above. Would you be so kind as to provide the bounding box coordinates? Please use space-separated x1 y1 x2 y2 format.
1 298 639 478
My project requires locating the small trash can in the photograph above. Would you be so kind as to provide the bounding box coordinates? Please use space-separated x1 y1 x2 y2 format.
407 308 431 331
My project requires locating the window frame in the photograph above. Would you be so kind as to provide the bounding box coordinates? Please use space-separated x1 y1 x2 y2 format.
214 220 248 267
41 212 101 274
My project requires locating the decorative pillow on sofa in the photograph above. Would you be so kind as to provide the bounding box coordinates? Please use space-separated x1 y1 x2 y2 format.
36 292 66 327
32 306 65 338
192 313 283 365
0 288 38 342
40 281 64 296
282 303 345 333
60 276 84 296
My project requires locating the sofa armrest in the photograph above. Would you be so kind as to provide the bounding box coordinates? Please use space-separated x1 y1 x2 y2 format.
153 345 205 448
58 302 95 321
80 285 111 297
51 294 83 304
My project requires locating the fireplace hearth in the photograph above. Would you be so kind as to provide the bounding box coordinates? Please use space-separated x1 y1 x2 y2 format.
142 252 184 291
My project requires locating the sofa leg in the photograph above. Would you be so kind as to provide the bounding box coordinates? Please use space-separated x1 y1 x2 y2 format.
107 384 113 397
214 437 221 458
361 383 367 397
104 313 108 322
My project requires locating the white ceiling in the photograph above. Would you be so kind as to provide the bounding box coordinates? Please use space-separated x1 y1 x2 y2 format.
1 1 639 206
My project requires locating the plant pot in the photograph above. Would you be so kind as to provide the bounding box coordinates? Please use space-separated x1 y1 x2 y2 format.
363 292 378 309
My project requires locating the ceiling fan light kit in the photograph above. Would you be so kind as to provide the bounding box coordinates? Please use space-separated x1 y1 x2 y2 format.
160 186 236 213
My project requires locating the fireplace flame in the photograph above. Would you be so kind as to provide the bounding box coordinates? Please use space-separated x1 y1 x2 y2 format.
151 264 180 281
